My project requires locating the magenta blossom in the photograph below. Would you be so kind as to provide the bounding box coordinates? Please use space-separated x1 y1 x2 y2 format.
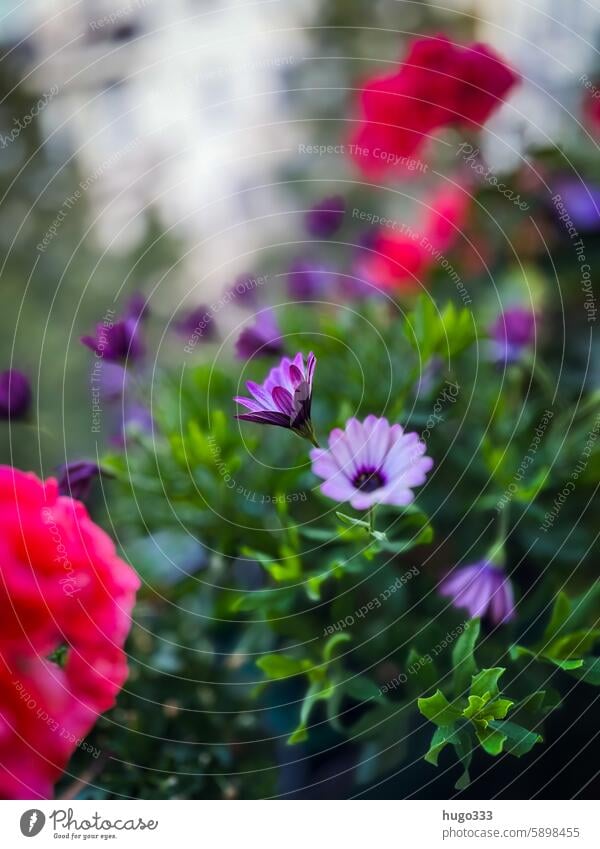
310 416 433 510
490 307 536 364
305 195 346 238
0 369 31 420
235 310 284 360
235 352 317 443
439 560 515 625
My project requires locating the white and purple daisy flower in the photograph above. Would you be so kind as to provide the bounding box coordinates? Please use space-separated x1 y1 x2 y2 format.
310 415 433 510
235 352 317 444
439 560 515 625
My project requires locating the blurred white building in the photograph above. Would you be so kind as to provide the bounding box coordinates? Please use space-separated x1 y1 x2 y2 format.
8 0 313 288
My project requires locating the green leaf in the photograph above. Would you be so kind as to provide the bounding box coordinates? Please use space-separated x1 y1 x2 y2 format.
305 572 330 601
418 690 463 726
453 729 474 790
288 679 335 745
470 667 505 700
241 546 301 582
349 701 404 739
463 694 488 720
405 648 438 693
256 654 311 680
489 720 542 756
424 725 458 766
343 676 384 703
323 632 351 663
569 656 600 685
422 724 473 789
476 725 507 756
544 591 572 642
487 698 514 720
452 619 480 698
545 630 600 661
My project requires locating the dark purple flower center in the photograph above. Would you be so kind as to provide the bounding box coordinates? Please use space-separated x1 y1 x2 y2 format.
353 467 385 493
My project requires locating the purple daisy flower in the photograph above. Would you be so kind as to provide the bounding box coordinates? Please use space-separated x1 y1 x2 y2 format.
439 560 515 625
235 352 317 444
81 316 144 363
305 195 346 238
0 369 31 420
310 416 433 510
57 461 101 501
490 307 536 364
235 310 285 360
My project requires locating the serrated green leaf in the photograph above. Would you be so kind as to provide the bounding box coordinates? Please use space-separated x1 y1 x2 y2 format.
470 667 505 700
487 698 514 720
476 725 507 756
489 720 542 756
418 690 463 726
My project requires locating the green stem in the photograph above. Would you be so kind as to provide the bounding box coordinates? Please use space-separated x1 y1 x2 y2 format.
488 507 509 567
367 507 376 534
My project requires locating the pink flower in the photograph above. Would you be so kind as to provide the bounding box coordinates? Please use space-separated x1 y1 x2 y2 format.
350 35 519 176
358 184 469 292
0 466 139 799
310 415 433 510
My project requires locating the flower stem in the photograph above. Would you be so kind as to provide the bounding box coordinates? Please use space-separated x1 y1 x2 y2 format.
489 507 509 567
367 507 376 533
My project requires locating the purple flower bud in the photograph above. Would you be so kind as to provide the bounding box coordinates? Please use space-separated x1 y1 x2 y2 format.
235 310 285 360
439 560 515 625
57 461 101 501
111 402 155 447
552 179 600 231
305 195 346 238
96 362 128 401
0 369 31 420
226 273 265 305
287 259 332 301
125 291 150 322
173 305 217 341
490 307 536 364
81 317 144 363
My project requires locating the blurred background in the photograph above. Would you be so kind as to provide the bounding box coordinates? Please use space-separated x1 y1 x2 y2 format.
2 0 600 470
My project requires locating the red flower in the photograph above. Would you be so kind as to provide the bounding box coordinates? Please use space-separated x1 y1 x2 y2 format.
350 35 519 176
358 184 470 292
0 467 139 799
583 87 600 135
